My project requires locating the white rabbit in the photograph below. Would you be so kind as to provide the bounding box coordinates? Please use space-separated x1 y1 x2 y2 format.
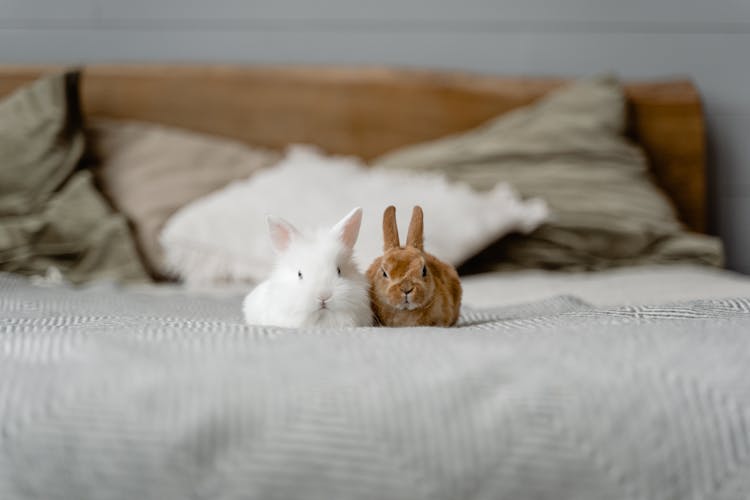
243 207 372 328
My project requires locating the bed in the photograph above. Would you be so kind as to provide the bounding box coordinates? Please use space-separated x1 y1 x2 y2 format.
2 66 750 500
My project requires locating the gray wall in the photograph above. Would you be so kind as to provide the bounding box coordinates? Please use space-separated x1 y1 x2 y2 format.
2 0 749 271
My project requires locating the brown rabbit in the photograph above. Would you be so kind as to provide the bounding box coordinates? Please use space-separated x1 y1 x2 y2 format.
367 205 462 327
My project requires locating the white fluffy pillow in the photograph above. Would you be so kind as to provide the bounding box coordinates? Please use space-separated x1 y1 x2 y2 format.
160 146 548 285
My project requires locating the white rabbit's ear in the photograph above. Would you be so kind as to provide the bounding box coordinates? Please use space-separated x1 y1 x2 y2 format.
332 207 362 251
267 215 299 253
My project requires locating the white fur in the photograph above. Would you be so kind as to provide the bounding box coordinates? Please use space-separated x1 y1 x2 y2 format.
161 145 548 286
242 208 372 328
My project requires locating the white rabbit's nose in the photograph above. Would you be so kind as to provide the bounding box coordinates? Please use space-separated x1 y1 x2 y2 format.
319 291 333 302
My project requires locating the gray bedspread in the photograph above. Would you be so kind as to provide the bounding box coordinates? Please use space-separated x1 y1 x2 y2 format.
1 272 750 500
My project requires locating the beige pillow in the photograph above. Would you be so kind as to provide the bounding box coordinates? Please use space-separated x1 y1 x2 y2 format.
89 120 281 278
374 76 723 271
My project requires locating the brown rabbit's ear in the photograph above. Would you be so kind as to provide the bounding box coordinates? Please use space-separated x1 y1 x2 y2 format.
406 206 424 251
383 205 400 250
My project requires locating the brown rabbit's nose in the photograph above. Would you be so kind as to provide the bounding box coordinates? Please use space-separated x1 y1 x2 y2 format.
400 282 414 295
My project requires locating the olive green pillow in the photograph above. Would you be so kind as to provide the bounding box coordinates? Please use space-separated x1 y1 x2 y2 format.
0 71 149 283
374 76 722 272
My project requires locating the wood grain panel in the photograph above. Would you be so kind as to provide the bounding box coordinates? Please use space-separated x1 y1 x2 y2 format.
0 65 707 232
94 0 750 24
0 0 97 20
517 33 750 112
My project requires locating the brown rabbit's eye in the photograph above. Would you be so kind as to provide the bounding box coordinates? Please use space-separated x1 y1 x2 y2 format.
297 270 303 280
382 269 388 279
422 265 427 277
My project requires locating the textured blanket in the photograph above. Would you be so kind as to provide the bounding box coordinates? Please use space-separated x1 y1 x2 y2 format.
1 273 749 500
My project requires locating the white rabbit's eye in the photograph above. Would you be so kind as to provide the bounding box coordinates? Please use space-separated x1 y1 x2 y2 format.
337 266 341 276
422 265 427 277
297 271 303 280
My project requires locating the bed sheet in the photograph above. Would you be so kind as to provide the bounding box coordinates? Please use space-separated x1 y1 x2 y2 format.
460 265 750 308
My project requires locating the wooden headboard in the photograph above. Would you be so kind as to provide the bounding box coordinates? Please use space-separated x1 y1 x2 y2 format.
0 65 707 232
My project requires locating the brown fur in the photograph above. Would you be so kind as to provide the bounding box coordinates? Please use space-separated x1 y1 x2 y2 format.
367 206 462 327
